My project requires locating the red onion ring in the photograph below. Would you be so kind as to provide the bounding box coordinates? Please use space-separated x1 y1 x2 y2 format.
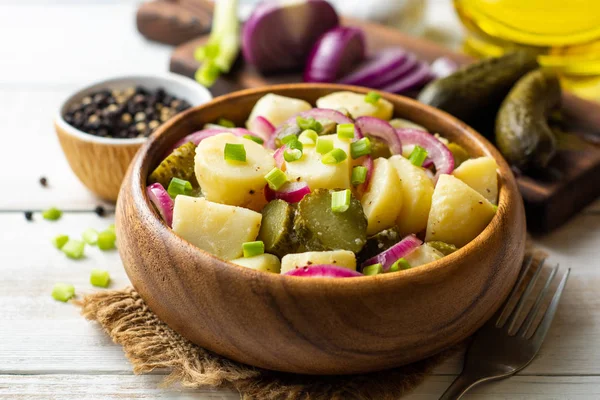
146 183 174 227
284 264 363 278
361 234 422 272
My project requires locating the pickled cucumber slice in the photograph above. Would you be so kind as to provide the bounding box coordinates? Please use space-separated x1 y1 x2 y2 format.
294 189 367 253
366 135 392 159
447 143 470 168
427 241 458 256
257 199 295 258
357 227 401 265
149 142 198 188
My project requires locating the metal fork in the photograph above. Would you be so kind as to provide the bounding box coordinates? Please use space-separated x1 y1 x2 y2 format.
439 256 571 399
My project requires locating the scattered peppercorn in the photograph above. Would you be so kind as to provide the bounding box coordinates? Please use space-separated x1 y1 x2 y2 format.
94 205 106 217
24 211 33 221
39 176 48 187
63 86 191 139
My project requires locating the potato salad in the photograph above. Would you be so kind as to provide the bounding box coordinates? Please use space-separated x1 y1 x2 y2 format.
146 91 499 278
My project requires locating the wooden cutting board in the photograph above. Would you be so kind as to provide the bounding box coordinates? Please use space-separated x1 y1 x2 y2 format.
138 1 600 233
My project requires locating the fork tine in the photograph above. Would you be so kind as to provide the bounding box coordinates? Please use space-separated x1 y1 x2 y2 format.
494 254 535 327
531 268 570 345
505 256 546 331
518 263 559 338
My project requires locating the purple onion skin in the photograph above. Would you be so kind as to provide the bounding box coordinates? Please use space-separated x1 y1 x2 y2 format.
381 61 434 94
242 0 339 74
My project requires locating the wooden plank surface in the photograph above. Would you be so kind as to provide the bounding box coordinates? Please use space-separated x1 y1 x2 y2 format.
2 0 600 399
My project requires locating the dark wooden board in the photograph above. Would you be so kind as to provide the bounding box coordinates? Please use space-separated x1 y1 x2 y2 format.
140 2 600 233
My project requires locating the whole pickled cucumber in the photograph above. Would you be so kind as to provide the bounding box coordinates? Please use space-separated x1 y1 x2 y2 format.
148 142 198 188
294 189 367 253
357 227 401 265
495 69 561 169
418 52 538 128
257 199 295 258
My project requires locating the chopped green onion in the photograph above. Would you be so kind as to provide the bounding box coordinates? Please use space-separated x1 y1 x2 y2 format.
283 148 303 162
408 145 428 167
42 207 62 221
363 263 383 276
82 228 99 245
194 41 220 61
224 143 246 163
351 166 368 186
52 234 69 250
296 116 323 133
90 269 111 288
217 117 235 128
167 177 193 198
97 230 116 251
322 148 348 165
389 258 411 272
281 135 298 145
287 139 303 151
243 134 264 145
336 123 355 140
265 167 287 191
316 137 334 155
195 60 221 87
298 129 318 145
364 91 381 105
242 241 265 258
350 137 372 159
62 239 85 259
331 189 351 213
52 283 75 302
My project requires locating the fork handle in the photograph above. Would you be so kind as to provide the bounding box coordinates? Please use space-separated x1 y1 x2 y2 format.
439 374 483 400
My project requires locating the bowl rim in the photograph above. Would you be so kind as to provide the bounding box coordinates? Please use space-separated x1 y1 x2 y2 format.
130 82 520 287
54 72 213 146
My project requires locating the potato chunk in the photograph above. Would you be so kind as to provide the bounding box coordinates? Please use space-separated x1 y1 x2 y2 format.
388 155 434 236
230 253 281 273
280 250 356 274
361 158 403 235
246 93 312 129
425 174 496 247
452 156 499 204
172 196 262 260
404 244 444 268
285 134 352 190
195 133 275 211
316 91 393 120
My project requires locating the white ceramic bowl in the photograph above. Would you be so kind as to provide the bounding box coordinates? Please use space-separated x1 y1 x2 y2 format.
54 73 212 202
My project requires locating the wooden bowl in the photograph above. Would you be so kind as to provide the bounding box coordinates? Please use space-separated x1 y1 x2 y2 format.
54 74 212 202
116 83 526 375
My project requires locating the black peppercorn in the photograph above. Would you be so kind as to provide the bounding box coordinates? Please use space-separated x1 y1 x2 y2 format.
94 205 106 217
24 211 33 221
39 177 48 187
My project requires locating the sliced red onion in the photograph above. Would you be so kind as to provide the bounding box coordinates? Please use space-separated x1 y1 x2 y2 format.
172 128 260 150
339 48 409 86
355 116 402 155
146 183 174 227
422 157 434 169
361 234 422 272
430 57 458 79
242 0 339 73
304 26 366 83
248 116 275 142
273 146 285 169
364 52 419 89
265 181 311 203
395 128 455 181
273 108 361 147
381 61 434 94
284 264 363 278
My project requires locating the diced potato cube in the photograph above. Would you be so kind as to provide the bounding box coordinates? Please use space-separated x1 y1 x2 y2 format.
195 133 275 211
404 244 444 268
389 155 434 236
361 158 403 235
246 93 312 129
230 253 281 273
316 91 393 120
452 156 499 204
425 174 496 247
285 134 352 190
280 250 356 274
172 196 262 260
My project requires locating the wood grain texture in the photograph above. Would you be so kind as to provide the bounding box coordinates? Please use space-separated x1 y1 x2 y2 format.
115 84 526 374
55 122 142 202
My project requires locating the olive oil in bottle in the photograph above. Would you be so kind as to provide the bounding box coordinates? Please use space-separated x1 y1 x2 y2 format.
453 0 600 100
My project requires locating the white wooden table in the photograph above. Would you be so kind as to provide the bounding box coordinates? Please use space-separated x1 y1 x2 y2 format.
2 1 600 398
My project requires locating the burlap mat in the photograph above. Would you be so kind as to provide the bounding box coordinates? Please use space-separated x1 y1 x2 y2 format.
79 288 456 399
